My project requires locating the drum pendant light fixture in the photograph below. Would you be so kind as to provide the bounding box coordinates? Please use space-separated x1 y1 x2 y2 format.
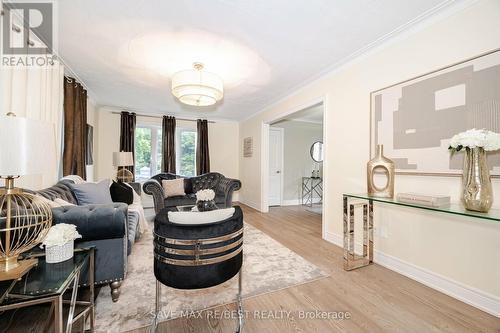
171 62 223 106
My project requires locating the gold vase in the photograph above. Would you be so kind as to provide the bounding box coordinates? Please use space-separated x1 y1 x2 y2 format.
367 145 395 198
462 147 493 212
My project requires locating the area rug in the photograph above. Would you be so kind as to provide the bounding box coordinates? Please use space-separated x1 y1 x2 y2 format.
94 222 328 333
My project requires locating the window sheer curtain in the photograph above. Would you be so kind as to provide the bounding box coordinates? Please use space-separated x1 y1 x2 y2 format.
1 59 64 189
119 111 137 179
196 119 210 175
162 116 176 173
63 77 87 179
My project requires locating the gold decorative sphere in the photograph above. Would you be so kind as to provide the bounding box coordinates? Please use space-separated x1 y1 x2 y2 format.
116 168 134 183
0 189 52 278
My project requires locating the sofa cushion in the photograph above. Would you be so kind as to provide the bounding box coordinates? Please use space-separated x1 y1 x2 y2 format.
110 180 133 204
37 180 78 204
54 198 76 207
184 178 193 194
164 193 196 208
162 179 186 197
69 179 113 205
35 195 73 208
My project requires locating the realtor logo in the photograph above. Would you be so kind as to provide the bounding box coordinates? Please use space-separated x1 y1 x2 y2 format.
2 1 55 66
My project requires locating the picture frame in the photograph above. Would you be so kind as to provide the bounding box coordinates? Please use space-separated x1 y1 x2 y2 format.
243 137 253 158
370 48 500 177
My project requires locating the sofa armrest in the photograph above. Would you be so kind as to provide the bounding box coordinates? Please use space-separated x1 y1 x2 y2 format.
143 179 165 214
216 177 241 207
51 203 128 241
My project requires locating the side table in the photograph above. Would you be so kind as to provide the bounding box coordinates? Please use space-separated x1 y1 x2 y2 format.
0 247 95 333
301 177 323 207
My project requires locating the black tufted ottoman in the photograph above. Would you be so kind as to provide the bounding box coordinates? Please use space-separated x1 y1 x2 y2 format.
151 206 244 332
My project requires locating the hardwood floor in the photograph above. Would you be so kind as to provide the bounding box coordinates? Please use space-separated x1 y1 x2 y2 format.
128 204 500 333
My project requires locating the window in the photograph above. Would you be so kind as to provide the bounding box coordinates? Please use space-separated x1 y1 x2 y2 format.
176 128 197 177
134 125 196 181
135 126 162 181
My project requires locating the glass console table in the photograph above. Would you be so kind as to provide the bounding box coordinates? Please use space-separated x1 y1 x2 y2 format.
0 247 95 333
342 194 500 271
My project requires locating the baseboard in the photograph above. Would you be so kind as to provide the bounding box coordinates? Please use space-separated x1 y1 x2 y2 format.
281 198 321 206
237 198 261 211
325 231 343 247
324 231 500 317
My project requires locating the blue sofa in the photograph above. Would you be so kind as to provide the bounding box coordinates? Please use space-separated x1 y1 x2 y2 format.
36 180 140 302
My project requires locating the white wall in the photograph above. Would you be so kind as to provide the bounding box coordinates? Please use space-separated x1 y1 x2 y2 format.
272 120 323 203
94 107 240 200
238 0 500 312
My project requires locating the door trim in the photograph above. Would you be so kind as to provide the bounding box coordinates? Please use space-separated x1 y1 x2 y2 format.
268 127 284 206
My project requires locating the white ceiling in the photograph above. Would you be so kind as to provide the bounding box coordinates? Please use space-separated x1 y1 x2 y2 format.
58 0 455 121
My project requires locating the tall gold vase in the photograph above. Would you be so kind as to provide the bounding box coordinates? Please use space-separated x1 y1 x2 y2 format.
462 147 493 212
367 145 395 198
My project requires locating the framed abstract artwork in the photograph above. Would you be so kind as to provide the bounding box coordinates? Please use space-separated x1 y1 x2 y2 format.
370 48 500 177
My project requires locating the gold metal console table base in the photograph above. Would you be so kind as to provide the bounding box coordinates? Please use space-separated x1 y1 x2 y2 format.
343 196 373 271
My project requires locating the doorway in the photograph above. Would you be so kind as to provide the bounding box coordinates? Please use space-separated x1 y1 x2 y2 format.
264 100 325 217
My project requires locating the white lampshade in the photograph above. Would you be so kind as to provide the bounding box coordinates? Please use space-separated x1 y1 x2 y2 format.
0 115 56 177
113 151 134 167
171 63 223 106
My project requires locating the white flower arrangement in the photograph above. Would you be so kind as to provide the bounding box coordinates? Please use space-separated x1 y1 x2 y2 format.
449 129 500 152
196 189 216 202
41 223 82 248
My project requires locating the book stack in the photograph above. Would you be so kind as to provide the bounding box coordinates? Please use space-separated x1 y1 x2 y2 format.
396 193 451 207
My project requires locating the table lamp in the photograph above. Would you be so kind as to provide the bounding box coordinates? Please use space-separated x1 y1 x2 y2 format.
113 151 134 182
0 113 56 281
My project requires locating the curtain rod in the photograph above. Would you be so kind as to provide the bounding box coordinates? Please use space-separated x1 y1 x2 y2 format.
111 111 215 123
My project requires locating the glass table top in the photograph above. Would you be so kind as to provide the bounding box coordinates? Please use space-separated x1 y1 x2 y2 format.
0 249 91 305
176 205 197 212
343 193 500 223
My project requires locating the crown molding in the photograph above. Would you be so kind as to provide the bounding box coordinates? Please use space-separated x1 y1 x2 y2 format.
97 104 239 123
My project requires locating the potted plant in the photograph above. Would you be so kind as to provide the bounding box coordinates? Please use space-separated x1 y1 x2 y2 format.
196 189 218 212
41 224 82 263
449 128 500 212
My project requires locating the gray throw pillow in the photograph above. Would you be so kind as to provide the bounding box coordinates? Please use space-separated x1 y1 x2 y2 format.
69 179 113 205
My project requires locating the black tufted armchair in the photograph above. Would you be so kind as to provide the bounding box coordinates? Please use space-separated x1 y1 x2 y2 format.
143 172 241 214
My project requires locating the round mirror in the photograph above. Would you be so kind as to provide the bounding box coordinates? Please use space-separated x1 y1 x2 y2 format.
310 141 324 162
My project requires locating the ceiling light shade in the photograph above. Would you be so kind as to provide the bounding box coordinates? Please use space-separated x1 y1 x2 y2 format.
171 63 223 106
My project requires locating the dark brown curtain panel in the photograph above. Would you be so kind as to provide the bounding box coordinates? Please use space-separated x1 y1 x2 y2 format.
196 119 210 175
63 77 87 179
161 116 176 173
119 112 136 179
